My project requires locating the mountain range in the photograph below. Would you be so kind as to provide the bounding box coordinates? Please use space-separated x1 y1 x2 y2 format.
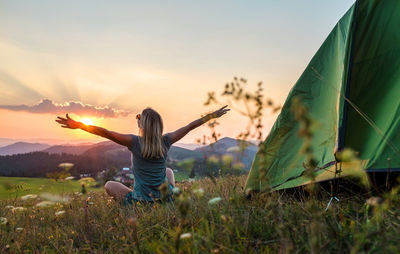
0 137 258 176
0 142 52 156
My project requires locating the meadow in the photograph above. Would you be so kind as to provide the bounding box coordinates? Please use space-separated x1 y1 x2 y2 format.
0 175 399 253
0 177 91 200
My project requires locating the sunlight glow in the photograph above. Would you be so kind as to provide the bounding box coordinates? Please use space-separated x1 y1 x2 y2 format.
81 118 94 126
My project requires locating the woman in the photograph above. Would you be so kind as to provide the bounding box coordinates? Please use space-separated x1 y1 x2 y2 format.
55 105 229 203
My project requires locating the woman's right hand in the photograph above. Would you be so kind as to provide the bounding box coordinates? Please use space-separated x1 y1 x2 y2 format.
55 114 81 129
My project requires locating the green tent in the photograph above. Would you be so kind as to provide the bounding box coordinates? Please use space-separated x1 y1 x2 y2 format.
245 0 400 192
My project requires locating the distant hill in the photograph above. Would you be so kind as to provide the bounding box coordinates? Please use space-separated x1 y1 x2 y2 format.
167 146 203 161
0 142 51 156
42 144 94 155
174 143 203 150
195 137 257 153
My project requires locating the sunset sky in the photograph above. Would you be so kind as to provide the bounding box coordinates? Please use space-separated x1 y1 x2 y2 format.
0 0 354 145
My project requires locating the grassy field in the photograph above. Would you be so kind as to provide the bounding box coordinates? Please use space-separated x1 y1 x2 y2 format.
0 175 399 253
0 172 191 200
0 177 101 199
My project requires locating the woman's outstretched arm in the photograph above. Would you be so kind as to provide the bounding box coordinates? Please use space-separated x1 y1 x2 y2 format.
55 114 132 147
168 105 230 144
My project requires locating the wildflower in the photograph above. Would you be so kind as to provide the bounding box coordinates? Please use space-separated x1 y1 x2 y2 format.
88 202 94 205
36 201 56 208
21 194 38 200
172 187 181 195
65 176 75 180
12 207 26 213
0 217 7 225
193 188 205 197
127 217 137 227
233 162 245 171
55 211 66 216
227 146 240 153
177 195 191 217
208 197 222 205
222 154 234 165
58 163 74 170
220 215 229 223
79 177 95 184
207 155 219 165
336 148 357 162
159 182 168 196
5 205 14 209
40 193 70 203
366 197 383 207
245 187 253 197
180 233 192 239
15 227 24 232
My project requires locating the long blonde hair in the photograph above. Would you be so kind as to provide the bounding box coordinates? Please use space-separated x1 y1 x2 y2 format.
138 107 167 159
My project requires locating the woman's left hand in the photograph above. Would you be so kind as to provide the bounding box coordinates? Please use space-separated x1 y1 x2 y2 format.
209 105 230 119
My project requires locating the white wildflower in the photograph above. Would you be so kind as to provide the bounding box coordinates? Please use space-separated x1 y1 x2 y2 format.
12 207 26 213
21 194 38 200
227 146 241 153
55 211 66 216
208 197 222 205
15 227 24 232
180 233 192 239
193 188 205 197
172 187 181 195
40 193 70 203
36 201 56 207
0 217 7 225
65 176 75 180
5 205 14 209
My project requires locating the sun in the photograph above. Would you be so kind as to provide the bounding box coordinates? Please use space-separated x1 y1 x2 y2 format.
81 118 94 126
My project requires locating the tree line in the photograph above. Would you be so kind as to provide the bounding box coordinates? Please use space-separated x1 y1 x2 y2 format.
0 152 131 177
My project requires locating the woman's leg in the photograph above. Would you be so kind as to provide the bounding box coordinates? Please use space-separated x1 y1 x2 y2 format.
166 168 175 187
104 181 132 201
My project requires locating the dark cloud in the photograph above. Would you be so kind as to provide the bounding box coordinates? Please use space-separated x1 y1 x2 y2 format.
0 99 132 118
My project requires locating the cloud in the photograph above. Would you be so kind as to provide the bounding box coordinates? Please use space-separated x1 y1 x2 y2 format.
0 99 132 118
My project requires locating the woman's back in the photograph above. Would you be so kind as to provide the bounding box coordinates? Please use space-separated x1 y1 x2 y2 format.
128 134 172 201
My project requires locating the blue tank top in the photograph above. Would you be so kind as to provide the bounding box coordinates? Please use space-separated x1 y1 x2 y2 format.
128 134 172 201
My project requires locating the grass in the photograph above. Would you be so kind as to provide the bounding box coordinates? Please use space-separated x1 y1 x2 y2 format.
0 175 399 253
173 171 190 182
0 177 100 199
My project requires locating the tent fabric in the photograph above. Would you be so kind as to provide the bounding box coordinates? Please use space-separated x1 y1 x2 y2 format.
245 0 400 192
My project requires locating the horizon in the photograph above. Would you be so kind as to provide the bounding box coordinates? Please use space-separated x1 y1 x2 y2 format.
0 135 255 149
0 0 354 144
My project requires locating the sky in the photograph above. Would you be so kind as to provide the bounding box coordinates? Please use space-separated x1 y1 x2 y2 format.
0 0 355 145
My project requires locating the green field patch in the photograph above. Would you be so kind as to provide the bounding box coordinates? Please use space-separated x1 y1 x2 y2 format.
0 177 101 199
